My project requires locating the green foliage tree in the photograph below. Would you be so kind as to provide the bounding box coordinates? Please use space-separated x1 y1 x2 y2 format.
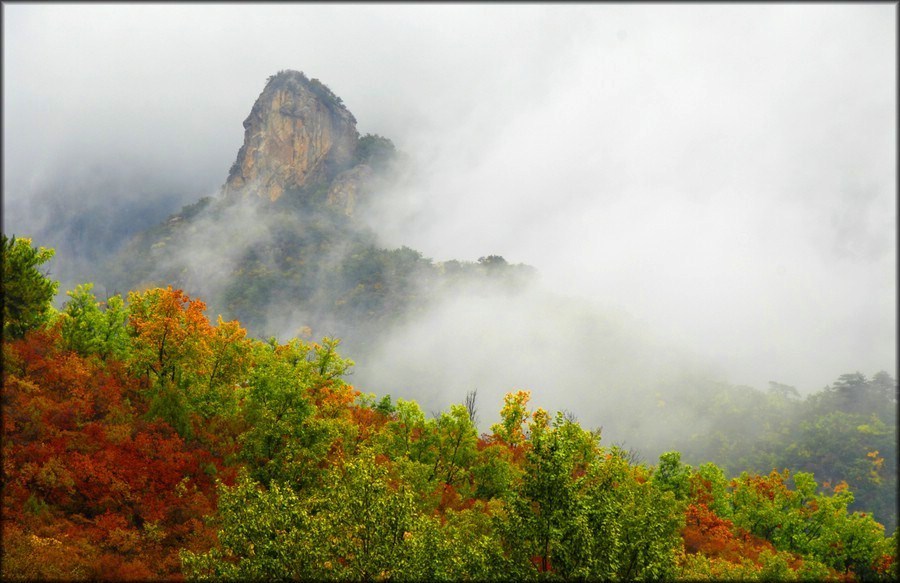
399 507 518 581
428 403 479 487
320 449 416 580
181 471 327 580
2 234 59 338
471 442 518 500
499 409 683 580
183 450 415 581
502 409 595 576
653 451 693 501
61 283 129 361
375 398 443 502
692 461 732 519
238 337 351 489
580 449 684 580
382 398 428 459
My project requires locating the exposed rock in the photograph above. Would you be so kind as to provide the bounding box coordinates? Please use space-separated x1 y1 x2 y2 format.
326 164 374 216
223 70 359 202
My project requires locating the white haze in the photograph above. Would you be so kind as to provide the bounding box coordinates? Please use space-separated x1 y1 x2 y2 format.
3 5 896 428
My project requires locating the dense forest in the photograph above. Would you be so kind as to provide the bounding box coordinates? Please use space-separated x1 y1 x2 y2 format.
2 233 896 580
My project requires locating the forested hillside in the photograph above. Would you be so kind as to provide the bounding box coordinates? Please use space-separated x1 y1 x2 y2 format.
104 189 533 356
2 234 896 581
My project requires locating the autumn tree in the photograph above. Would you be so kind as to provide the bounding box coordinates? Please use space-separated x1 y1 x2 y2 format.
490 390 532 454
2 322 221 580
126 287 251 437
728 469 894 579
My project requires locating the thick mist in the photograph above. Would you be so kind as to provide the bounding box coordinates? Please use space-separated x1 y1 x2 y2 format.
350 279 723 451
4 5 896 436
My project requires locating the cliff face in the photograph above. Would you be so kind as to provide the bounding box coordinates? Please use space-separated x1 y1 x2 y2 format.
326 164 374 216
223 71 360 202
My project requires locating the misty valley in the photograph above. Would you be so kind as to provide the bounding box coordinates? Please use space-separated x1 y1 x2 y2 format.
2 70 896 581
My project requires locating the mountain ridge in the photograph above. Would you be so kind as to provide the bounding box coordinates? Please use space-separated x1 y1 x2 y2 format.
103 70 533 344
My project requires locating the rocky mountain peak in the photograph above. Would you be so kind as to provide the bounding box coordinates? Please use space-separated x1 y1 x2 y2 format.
222 70 360 202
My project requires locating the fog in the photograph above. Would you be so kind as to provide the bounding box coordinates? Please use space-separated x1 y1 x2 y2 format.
3 5 896 427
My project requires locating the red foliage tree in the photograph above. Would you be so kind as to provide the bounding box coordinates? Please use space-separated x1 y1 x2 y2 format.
2 325 224 580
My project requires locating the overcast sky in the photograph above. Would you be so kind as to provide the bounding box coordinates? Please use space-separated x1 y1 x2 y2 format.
3 3 896 393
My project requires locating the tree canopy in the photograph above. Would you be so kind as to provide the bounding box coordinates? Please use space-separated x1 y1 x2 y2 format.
2 237 896 581
2 234 59 339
